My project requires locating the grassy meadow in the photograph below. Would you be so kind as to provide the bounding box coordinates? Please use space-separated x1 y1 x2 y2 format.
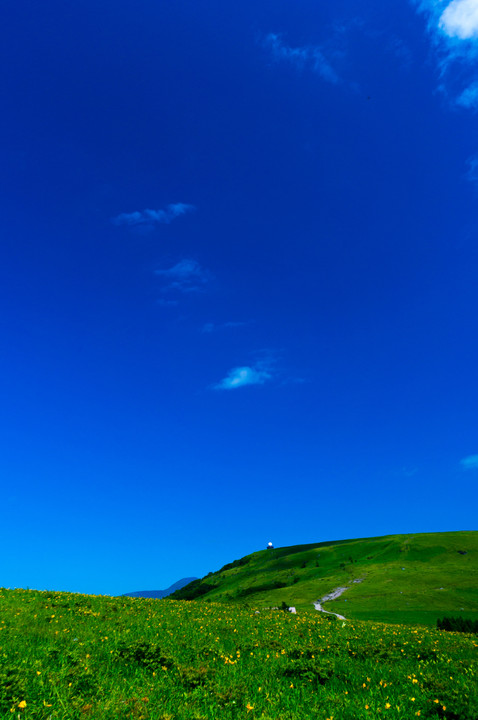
1 587 477 720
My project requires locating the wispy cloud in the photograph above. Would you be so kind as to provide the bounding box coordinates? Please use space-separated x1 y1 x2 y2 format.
214 364 272 391
112 203 195 229
460 454 478 470
466 153 478 184
202 321 250 334
387 36 414 70
456 81 478 108
155 258 210 293
156 298 179 308
263 33 339 84
397 466 419 478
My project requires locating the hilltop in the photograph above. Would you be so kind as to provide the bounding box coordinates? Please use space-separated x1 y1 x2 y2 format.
170 531 478 626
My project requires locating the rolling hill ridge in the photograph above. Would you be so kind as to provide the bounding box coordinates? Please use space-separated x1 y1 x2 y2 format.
170 531 478 626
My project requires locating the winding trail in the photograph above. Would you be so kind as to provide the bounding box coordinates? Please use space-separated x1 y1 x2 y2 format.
314 579 364 620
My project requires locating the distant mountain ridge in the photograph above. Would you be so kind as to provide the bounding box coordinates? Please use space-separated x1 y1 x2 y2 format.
122 577 197 599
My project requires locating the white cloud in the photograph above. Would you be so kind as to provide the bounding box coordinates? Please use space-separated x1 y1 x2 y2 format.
112 203 195 228
411 0 478 107
263 33 339 84
440 0 478 39
460 454 478 470
411 0 478 61
155 258 210 293
214 365 272 390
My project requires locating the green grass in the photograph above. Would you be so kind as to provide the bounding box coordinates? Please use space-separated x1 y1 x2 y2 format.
172 531 478 626
1 587 477 719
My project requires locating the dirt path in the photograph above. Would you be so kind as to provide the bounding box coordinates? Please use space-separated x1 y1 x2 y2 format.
313 579 364 620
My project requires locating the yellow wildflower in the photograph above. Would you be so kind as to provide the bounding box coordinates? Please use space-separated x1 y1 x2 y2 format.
18 701 27 709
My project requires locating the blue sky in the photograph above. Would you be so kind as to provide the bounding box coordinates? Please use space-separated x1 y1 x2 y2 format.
1 0 478 596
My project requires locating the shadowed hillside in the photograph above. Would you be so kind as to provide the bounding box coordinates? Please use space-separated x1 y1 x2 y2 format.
170 531 478 626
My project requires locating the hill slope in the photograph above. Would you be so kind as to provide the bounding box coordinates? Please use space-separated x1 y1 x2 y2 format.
170 531 478 626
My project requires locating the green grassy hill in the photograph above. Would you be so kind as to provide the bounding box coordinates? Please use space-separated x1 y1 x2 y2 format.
171 531 478 626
